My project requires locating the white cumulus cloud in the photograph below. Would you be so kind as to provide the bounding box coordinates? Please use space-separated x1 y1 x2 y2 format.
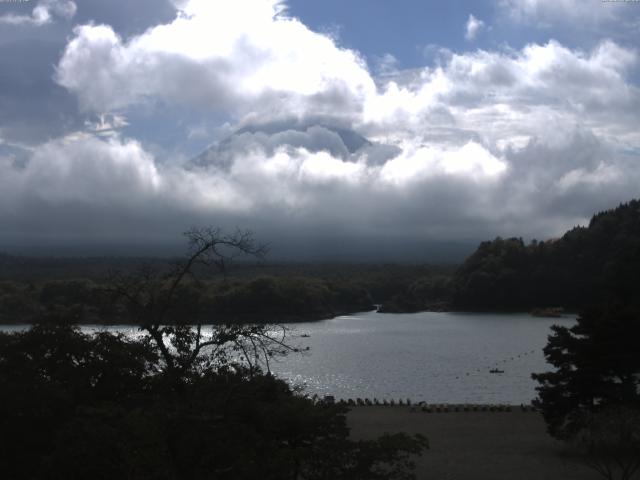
55 0 374 117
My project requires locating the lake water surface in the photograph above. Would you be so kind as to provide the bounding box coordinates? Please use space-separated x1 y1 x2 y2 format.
272 311 574 405
2 311 574 404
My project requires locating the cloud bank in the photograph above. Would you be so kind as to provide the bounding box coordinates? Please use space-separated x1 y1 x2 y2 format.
1 0 639 257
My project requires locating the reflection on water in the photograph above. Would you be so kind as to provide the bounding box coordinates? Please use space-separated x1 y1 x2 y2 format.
1 311 574 404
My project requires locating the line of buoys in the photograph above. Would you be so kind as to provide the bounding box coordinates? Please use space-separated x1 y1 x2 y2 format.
454 348 541 379
319 396 413 407
319 397 538 413
423 403 532 413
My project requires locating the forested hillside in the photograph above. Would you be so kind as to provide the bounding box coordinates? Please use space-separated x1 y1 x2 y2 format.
452 199 640 311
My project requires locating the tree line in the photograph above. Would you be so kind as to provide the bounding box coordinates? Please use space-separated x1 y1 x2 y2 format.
0 275 375 325
0 257 455 324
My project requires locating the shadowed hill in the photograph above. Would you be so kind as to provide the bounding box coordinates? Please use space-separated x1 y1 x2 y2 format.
452 199 640 311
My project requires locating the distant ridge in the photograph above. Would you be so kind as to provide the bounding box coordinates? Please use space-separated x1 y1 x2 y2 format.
235 122 372 153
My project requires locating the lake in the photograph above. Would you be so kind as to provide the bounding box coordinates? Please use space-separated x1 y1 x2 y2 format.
272 311 574 405
1 311 574 405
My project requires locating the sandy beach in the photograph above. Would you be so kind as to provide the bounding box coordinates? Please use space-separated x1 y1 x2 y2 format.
347 406 600 480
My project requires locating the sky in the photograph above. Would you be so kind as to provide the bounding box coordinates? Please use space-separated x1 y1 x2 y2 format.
0 0 639 259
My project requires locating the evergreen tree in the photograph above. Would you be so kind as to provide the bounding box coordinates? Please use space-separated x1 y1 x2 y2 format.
532 304 640 439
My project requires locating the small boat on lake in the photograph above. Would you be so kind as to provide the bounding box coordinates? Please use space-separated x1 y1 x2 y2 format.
489 368 504 374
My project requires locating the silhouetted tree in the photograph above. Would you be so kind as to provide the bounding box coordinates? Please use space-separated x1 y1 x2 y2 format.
107 227 302 383
0 318 159 480
532 304 640 440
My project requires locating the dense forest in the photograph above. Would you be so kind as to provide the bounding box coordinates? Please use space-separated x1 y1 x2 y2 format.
451 199 640 311
0 257 453 324
0 275 375 325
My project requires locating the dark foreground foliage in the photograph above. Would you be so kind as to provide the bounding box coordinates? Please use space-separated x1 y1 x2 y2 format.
573 406 640 480
0 322 427 480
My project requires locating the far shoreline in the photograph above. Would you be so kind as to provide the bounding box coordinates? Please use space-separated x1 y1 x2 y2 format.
0 307 578 327
0 310 578 327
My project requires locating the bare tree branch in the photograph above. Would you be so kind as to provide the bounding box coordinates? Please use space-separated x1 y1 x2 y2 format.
105 227 296 383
